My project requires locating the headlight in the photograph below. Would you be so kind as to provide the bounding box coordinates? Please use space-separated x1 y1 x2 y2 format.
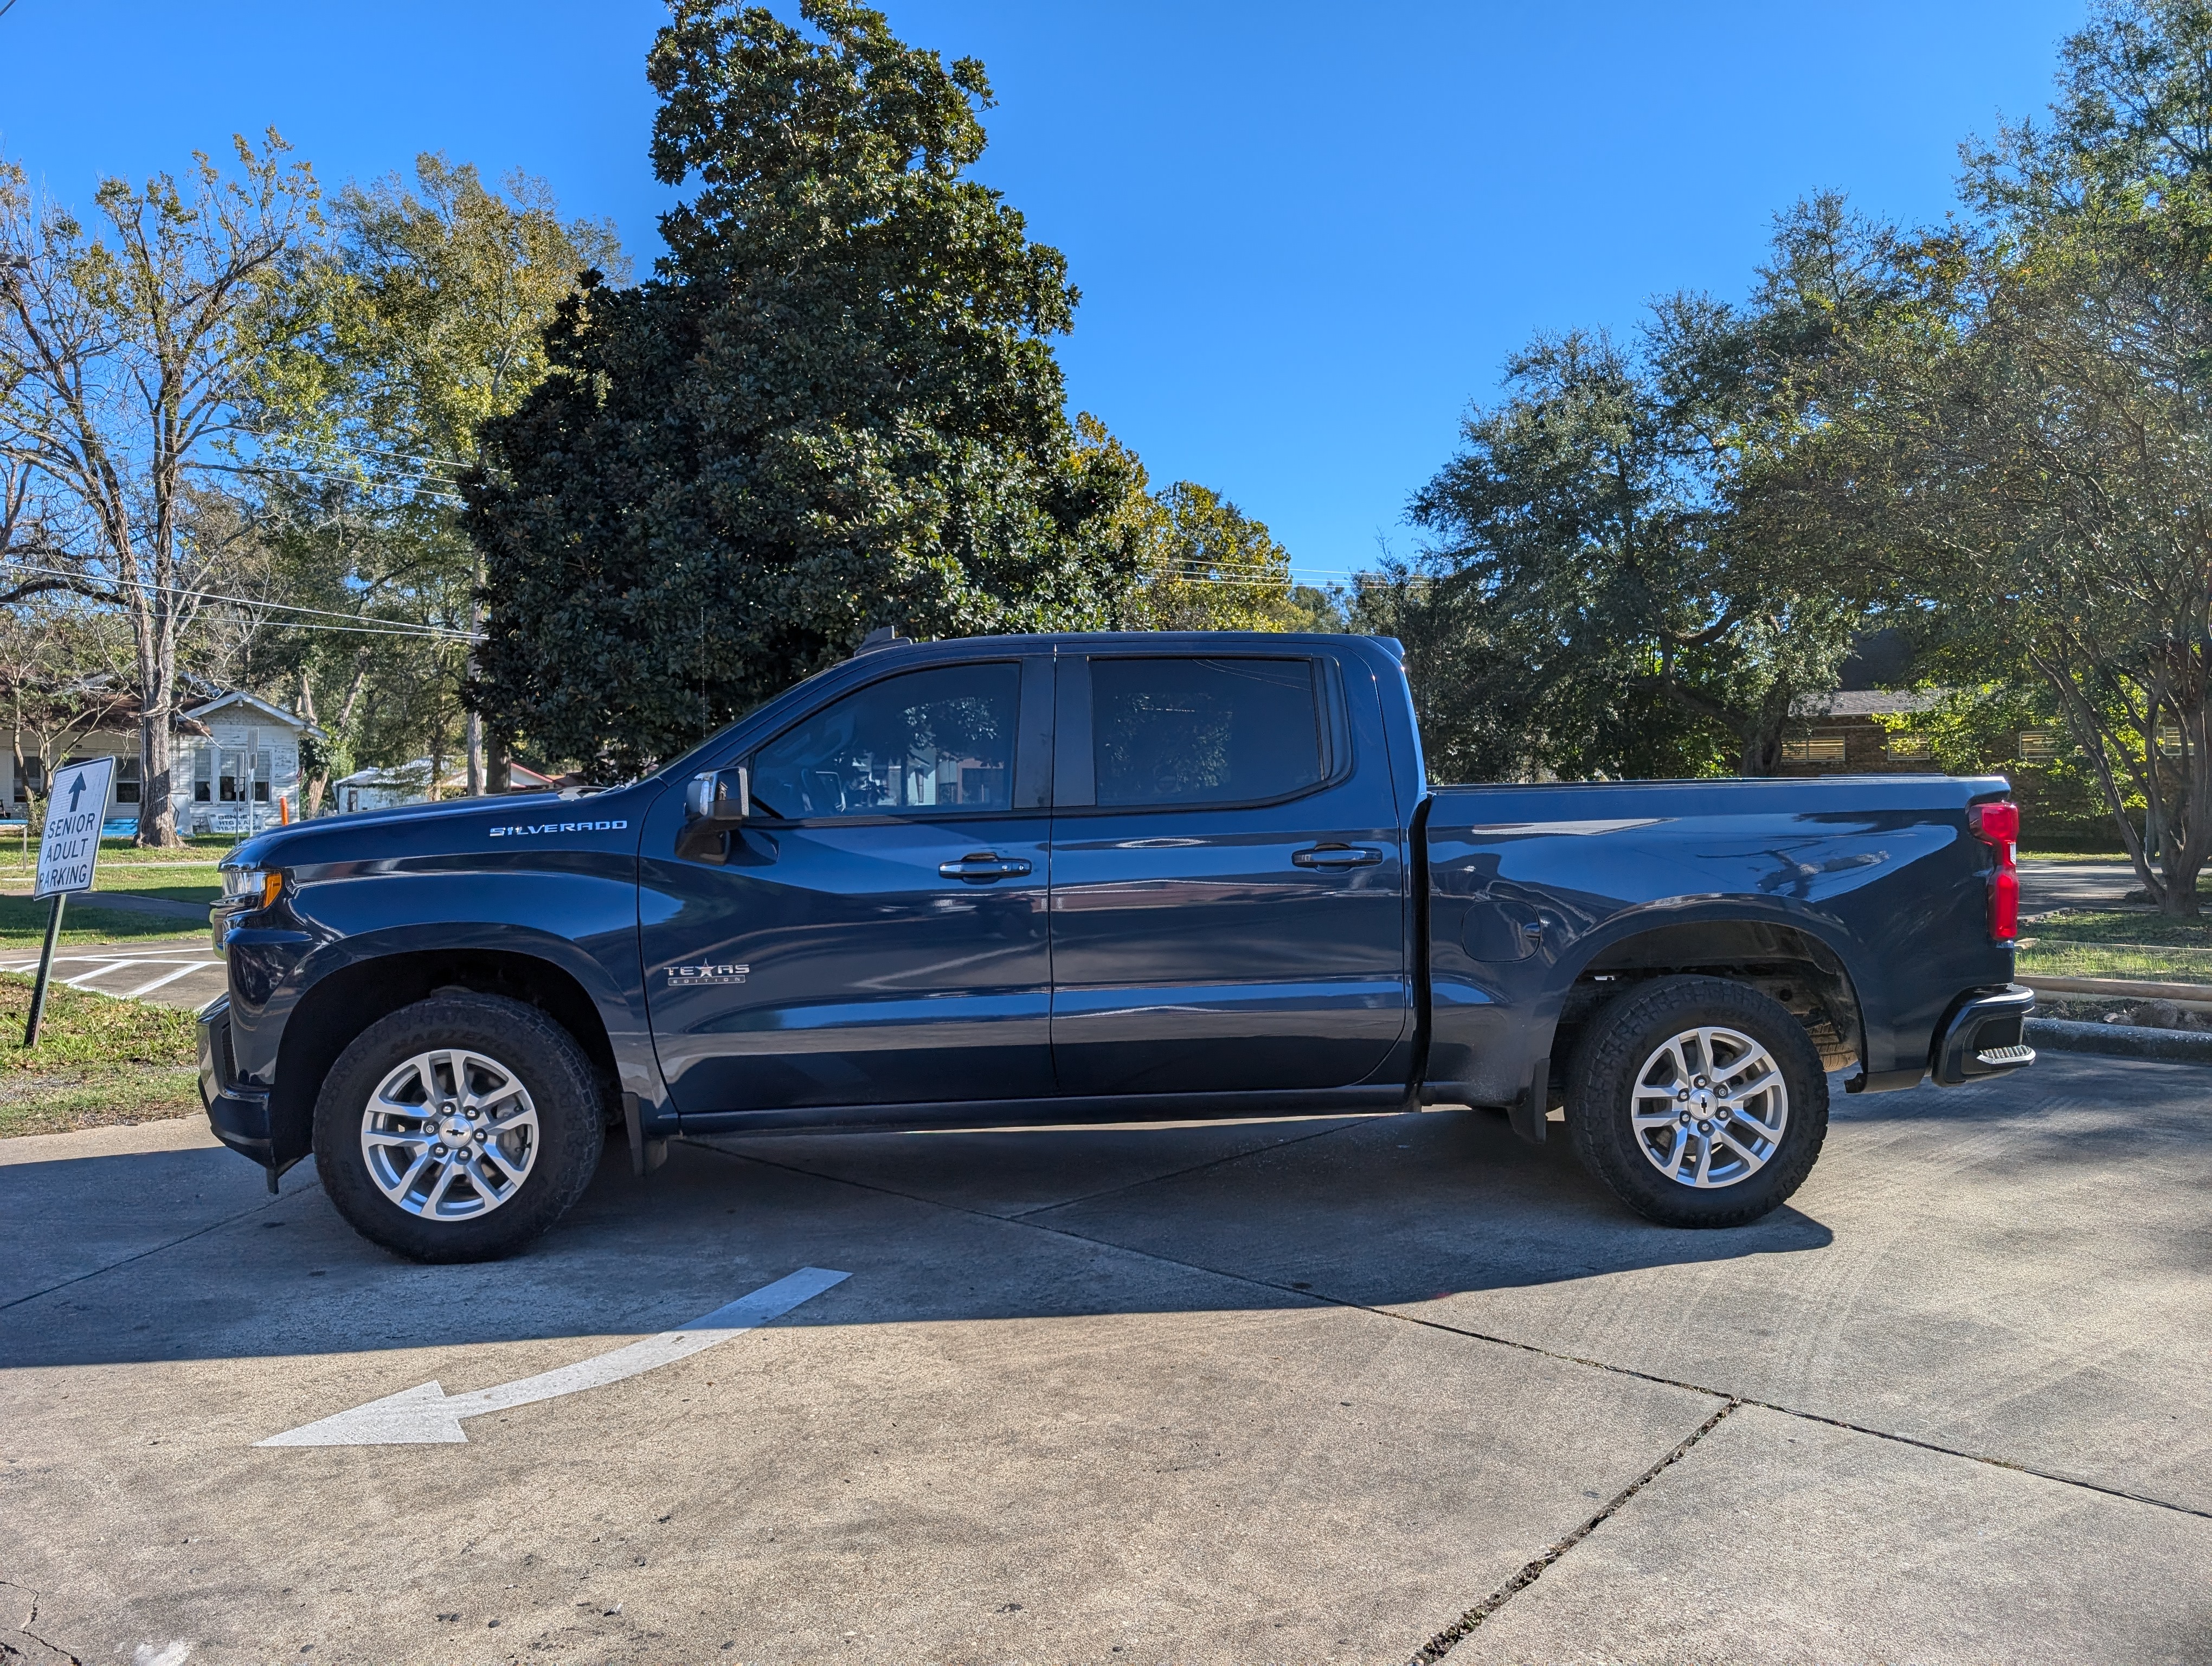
221 867 282 909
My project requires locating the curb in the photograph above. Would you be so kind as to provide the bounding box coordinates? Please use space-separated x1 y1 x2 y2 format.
2024 1016 2212 1064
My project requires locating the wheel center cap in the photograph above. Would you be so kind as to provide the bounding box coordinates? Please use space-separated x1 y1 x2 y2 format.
1691 1089 1715 1115
440 1114 473 1146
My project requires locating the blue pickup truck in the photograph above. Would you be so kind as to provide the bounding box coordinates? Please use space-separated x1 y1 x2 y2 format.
201 631 2034 1261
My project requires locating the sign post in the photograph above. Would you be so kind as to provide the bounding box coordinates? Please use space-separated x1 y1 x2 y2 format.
24 757 113 1047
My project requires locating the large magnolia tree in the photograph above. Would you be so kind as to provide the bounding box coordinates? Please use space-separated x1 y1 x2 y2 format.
466 0 1143 775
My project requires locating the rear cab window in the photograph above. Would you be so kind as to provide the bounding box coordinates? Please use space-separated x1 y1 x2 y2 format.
1073 656 1333 810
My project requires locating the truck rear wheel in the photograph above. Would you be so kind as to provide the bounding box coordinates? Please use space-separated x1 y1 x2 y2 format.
1565 975 1828 1228
312 993 607 1263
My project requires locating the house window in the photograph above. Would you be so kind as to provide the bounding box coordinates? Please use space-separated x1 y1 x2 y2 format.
115 757 142 803
2019 730 2062 762
1783 732 1848 765
216 748 274 803
2157 725 2183 758
1884 733 1932 762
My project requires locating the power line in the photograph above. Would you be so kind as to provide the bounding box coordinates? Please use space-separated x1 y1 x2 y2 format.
0 558 483 642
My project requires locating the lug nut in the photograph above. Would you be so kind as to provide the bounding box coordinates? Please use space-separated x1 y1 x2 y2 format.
1678 1112 1690 1125
431 1143 447 1157
1694 1076 1707 1088
1677 1088 1690 1100
1697 1120 1712 1133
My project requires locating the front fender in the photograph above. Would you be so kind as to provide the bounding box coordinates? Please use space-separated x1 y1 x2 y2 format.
224 867 657 1110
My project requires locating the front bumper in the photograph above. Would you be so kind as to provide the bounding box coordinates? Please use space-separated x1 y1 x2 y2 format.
1931 983 2037 1086
198 994 275 1167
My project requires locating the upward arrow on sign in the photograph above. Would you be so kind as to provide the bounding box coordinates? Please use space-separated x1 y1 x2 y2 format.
66 773 86 812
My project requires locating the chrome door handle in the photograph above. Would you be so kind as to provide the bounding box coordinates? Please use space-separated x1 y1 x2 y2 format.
938 851 1033 881
1293 844 1384 868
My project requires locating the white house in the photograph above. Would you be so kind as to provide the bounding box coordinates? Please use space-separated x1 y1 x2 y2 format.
331 757 557 815
4 687 317 836
177 691 315 836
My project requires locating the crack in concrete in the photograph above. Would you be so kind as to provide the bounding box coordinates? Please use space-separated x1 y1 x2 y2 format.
0 1581 85 1665
1406 1399 1741 1662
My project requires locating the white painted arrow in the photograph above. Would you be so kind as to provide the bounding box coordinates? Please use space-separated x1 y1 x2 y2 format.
258 1266 849 1447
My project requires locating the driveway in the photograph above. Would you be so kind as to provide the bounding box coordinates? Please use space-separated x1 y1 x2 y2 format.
2018 858 2142 913
1 1054 2207 1664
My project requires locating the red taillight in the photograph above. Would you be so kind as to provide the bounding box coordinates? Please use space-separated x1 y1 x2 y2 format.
1972 802 2020 845
1970 800 2020 942
1989 866 2020 940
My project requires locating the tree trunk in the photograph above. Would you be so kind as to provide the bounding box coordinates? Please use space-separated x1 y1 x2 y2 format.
465 566 487 795
135 620 182 847
1735 687 1796 777
465 709 484 797
296 670 326 818
486 735 511 795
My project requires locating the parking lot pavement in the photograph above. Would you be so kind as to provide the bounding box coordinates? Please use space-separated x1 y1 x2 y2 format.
0 941 223 1010
1 1054 2207 1664
2017 858 2140 913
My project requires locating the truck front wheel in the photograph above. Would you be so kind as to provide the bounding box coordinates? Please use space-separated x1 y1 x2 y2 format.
1565 975 1829 1228
311 993 607 1263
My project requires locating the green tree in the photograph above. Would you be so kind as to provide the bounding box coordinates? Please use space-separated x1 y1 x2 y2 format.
1787 2 2212 913
1368 299 1873 784
259 156 623 798
0 134 321 843
465 0 1140 776
1073 416 1337 631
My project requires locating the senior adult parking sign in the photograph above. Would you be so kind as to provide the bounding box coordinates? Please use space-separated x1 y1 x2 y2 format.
23 757 113 1046
35 757 114 898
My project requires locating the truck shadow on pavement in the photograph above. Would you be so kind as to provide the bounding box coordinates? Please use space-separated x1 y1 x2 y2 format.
0 1102 1848 1371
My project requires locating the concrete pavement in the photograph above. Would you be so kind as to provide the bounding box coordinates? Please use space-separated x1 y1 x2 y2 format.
1 1054 2207 1663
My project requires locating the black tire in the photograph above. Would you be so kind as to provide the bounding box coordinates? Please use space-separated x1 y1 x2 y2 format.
1565 975 1828 1228
312 992 606 1263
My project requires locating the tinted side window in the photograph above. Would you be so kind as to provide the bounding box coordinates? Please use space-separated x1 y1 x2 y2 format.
1091 657 1324 808
752 663 1020 818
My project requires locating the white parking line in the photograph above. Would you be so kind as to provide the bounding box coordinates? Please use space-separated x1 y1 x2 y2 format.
0 954 221 1001
124 963 215 998
65 959 155 989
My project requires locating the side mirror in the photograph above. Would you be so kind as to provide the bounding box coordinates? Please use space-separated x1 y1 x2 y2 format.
685 765 750 825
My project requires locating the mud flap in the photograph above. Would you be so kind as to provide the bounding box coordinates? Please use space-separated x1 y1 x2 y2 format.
623 1092 669 1178
1507 1054 1549 1144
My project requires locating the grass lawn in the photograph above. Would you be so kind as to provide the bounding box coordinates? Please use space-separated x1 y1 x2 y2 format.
92 869 222 905
0 832 236 869
2018 907 2212 985
0 978 200 1138
2018 851 2133 864
0 895 205 951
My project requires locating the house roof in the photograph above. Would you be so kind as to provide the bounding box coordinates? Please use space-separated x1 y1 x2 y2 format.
1793 689 1941 719
335 758 560 792
332 759 432 788
182 690 321 734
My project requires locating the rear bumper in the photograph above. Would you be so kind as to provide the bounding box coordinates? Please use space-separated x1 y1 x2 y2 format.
1931 983 2037 1086
197 994 275 1167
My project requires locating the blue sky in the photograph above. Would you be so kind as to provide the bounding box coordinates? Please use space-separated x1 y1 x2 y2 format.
2 1 2088 584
